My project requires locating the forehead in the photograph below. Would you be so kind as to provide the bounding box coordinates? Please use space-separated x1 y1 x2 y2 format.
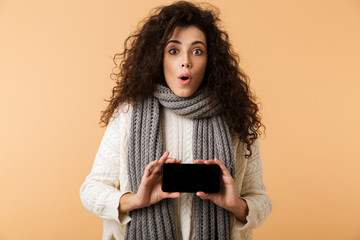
169 26 206 43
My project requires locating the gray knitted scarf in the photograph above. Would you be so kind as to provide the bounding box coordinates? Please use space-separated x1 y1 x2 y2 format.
125 85 235 240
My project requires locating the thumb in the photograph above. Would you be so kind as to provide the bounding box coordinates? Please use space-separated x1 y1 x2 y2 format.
196 191 213 200
165 192 181 199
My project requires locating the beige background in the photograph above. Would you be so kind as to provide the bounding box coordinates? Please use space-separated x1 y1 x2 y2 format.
1 0 360 239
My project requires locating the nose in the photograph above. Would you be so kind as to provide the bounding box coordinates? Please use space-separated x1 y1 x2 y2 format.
181 55 192 69
181 62 192 68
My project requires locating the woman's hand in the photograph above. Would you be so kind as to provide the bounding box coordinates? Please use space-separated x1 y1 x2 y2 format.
193 158 249 223
119 151 180 213
134 151 181 208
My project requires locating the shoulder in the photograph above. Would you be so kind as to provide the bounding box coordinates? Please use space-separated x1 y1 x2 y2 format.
109 103 133 123
107 103 133 133
232 136 260 160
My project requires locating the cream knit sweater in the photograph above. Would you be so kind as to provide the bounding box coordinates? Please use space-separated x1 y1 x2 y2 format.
80 105 272 240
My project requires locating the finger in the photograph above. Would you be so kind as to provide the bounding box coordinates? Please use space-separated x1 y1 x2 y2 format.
159 151 170 163
163 192 181 199
165 159 181 164
176 159 181 163
193 159 205 164
152 151 170 173
196 191 212 200
193 159 217 165
144 160 158 177
203 159 216 165
165 158 177 164
214 158 231 176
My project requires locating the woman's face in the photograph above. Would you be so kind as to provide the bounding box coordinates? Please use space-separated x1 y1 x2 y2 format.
163 25 207 97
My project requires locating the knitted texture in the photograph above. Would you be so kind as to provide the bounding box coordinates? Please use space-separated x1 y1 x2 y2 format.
125 85 234 240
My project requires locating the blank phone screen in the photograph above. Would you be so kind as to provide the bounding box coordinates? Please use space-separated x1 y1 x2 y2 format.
161 163 220 193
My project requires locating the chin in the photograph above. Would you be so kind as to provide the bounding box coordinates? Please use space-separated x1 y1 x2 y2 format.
172 89 195 98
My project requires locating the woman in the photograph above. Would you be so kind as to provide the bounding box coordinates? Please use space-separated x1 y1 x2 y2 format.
80 1 272 239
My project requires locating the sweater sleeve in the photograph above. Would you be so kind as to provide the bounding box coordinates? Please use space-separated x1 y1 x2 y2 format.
234 139 273 230
80 108 132 225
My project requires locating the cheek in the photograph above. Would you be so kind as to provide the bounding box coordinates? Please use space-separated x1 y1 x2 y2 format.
199 59 207 74
163 57 175 75
203 59 208 70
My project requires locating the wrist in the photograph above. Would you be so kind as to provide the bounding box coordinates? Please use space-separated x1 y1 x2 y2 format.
226 197 242 212
119 192 139 213
228 197 248 223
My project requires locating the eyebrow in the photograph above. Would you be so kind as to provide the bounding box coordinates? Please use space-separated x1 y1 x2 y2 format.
166 40 207 48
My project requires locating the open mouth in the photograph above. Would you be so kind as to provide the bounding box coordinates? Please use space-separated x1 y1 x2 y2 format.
178 73 191 86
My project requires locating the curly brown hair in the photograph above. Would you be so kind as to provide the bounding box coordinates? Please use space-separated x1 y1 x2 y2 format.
101 1 264 157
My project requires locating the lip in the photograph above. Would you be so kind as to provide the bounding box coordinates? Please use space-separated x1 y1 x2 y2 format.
178 73 192 86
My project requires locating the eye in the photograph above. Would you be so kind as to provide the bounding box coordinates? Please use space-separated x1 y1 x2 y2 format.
168 48 179 55
192 49 203 55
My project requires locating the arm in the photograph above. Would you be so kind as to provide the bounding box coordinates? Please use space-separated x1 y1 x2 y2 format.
194 158 249 223
80 110 181 222
118 152 181 213
238 139 273 229
80 110 130 224
194 139 272 228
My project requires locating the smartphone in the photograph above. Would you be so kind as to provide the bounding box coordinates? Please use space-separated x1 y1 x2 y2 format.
161 163 221 193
